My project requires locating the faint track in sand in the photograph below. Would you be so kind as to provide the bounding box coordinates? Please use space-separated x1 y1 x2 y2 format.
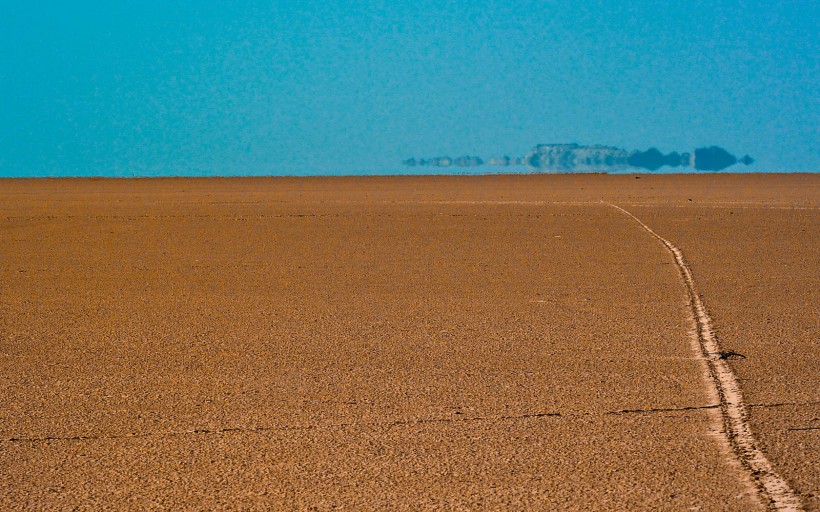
607 202 803 512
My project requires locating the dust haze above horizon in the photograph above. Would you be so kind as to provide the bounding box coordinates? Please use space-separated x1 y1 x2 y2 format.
1 0 818 177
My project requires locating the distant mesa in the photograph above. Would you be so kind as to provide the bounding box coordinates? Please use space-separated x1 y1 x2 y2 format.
691 146 736 171
404 143 753 173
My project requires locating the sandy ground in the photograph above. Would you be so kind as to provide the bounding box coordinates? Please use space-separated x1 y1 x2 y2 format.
0 174 817 510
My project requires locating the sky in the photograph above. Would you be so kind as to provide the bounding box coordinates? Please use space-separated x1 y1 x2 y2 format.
1 0 818 176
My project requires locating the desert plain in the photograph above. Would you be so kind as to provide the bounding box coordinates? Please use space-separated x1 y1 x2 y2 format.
0 173 817 510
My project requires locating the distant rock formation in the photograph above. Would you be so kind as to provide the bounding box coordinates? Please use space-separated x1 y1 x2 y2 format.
627 148 689 171
404 143 753 173
403 156 484 167
486 156 524 166
525 143 631 173
691 146 736 171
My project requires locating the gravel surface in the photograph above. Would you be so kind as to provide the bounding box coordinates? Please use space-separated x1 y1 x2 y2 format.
1 174 816 510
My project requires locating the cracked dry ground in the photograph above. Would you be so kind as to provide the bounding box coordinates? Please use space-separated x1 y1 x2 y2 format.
1 175 817 510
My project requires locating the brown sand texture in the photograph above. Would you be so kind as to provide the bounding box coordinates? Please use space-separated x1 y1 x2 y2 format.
1 174 817 510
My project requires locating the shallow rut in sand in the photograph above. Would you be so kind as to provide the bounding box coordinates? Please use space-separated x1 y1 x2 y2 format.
606 202 803 512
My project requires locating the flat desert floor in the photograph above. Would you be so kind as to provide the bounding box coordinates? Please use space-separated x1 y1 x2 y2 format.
1 174 817 510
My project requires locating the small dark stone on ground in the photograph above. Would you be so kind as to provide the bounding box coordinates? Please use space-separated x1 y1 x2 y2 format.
719 350 747 360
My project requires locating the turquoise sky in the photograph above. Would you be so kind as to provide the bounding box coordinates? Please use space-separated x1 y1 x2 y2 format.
1 0 818 176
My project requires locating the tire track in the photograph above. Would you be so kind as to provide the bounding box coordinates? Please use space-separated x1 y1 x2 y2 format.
606 202 803 512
